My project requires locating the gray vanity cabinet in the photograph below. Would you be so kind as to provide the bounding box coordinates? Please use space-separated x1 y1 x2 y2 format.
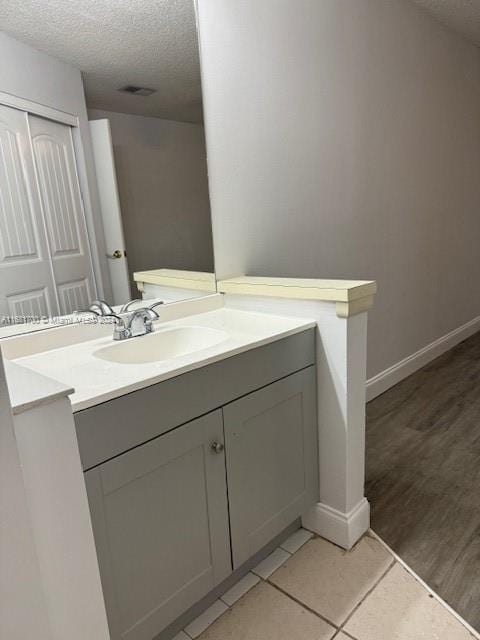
84 410 231 640
80 330 318 640
223 366 318 567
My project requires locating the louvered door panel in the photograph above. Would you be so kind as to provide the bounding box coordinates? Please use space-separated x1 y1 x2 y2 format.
57 278 91 315
0 104 58 323
32 134 82 256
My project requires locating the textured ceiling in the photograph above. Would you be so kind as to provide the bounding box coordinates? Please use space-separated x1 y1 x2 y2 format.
3 1 479 125
0 0 203 123
413 0 480 47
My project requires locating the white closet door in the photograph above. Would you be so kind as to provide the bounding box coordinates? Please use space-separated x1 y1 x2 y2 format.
0 104 59 321
29 115 96 315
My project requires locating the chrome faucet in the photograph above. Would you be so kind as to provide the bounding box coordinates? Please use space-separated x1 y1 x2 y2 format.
76 299 165 341
119 307 159 340
82 308 160 341
117 301 164 340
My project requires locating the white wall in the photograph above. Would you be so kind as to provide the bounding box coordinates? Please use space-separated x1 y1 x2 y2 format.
0 31 112 301
196 0 480 379
0 355 53 640
88 109 214 287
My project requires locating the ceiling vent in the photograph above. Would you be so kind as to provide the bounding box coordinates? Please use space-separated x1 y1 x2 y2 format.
118 85 156 96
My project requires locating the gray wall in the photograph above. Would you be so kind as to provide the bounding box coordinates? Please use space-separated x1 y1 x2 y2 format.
88 109 214 282
0 31 112 301
196 0 480 378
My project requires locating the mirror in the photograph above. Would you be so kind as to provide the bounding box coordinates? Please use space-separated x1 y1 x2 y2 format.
0 0 215 337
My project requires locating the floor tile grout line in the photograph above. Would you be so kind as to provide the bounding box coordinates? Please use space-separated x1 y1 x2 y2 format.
177 528 480 640
337 559 396 632
179 542 297 638
336 630 360 640
220 571 261 602
265 577 340 631
184 533 396 638
332 629 360 640
251 547 292 580
180 532 401 640
267 534 397 634
181 544 296 637
179 530 480 640
367 529 480 640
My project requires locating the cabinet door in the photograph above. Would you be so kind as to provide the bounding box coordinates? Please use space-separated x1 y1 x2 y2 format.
85 410 231 640
224 366 318 568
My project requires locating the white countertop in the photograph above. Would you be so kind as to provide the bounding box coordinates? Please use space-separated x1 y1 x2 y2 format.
12 308 315 412
4 360 73 415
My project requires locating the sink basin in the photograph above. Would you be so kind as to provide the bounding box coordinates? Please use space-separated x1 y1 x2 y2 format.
93 326 228 365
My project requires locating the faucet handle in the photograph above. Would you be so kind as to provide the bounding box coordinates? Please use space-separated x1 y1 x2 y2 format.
90 299 115 316
126 308 158 324
148 300 164 312
145 308 159 320
120 299 142 313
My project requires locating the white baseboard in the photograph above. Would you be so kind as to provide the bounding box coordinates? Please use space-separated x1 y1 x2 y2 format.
302 498 370 550
366 315 480 401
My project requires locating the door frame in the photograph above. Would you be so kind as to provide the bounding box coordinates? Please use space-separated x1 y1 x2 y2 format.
0 89 107 304
0 90 78 127
89 119 131 304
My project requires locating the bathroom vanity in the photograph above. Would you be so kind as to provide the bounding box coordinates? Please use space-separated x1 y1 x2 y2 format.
9 304 319 640
79 329 317 639
4 275 376 640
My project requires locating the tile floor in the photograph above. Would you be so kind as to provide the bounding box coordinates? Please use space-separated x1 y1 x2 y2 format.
175 528 478 640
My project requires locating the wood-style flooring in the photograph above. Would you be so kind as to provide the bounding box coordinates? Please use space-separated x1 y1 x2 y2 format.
366 330 480 631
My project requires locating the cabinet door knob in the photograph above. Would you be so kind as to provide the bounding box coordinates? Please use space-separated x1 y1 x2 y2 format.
211 441 224 454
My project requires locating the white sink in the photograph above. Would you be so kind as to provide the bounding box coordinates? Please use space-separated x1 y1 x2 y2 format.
13 307 316 411
93 326 228 365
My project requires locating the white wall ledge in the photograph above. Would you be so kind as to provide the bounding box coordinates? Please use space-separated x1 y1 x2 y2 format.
218 276 377 317
134 269 217 293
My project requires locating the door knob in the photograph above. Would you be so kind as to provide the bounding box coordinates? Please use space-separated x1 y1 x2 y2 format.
107 249 123 259
211 441 224 454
